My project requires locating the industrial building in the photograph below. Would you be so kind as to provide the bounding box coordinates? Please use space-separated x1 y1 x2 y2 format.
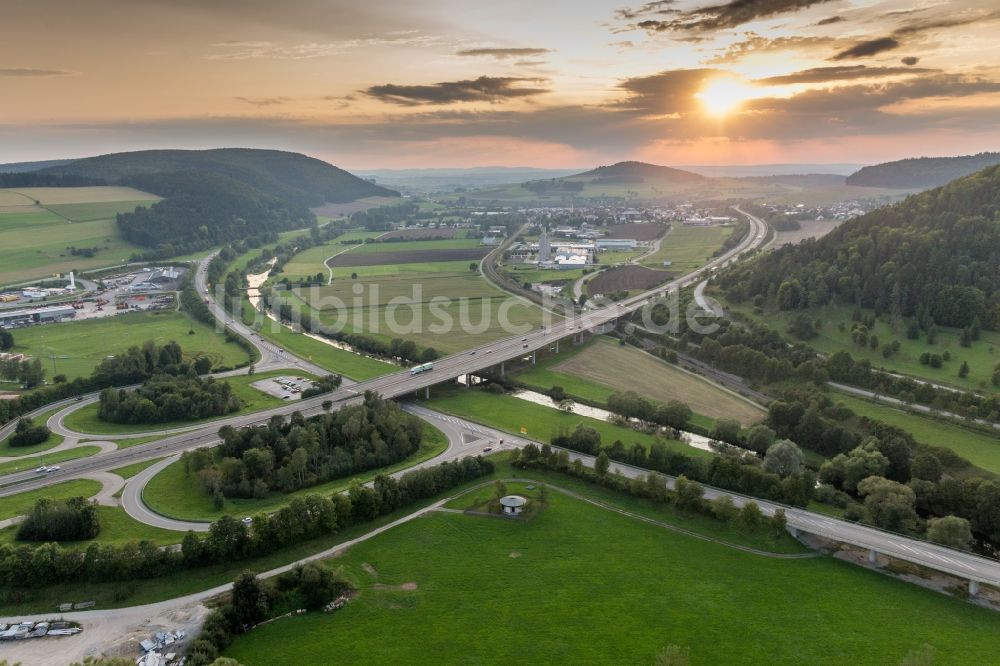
596 238 638 250
0 305 77 328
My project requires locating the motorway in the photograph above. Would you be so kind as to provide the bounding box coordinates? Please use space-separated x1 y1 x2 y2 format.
0 207 768 496
5 207 998 590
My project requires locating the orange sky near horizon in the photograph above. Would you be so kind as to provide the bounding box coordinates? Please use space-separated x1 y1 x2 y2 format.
2 0 1000 168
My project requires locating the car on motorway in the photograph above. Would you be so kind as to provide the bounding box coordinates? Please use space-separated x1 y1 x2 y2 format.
522 343 528 348
469 350 476 355
47 466 60 472
485 349 492 354
35 466 49 473
483 446 493 453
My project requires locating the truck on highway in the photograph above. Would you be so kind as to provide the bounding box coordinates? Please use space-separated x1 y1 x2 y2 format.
409 362 434 375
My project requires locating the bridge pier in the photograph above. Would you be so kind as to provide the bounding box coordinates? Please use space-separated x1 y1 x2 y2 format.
787 526 798 538
531 351 536 366
554 340 559 354
425 386 430 400
867 549 878 565
499 362 505 376
970 580 981 597
465 373 472 387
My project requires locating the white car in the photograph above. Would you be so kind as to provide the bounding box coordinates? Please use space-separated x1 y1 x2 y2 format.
35 466 49 473
47 465 60 472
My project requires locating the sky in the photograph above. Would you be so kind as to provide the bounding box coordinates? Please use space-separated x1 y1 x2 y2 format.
2 0 1000 169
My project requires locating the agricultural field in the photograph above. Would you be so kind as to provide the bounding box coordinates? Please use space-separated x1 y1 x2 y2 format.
379 227 457 240
142 424 448 521
831 391 1000 475
604 222 667 241
773 218 846 247
10 310 252 381
60 370 313 435
587 265 671 296
279 230 386 281
515 337 766 427
309 195 401 218
328 247 488 268
641 224 733 272
727 302 1000 393
0 186 159 284
274 237 553 354
223 482 1000 665
426 387 708 458
502 265 586 286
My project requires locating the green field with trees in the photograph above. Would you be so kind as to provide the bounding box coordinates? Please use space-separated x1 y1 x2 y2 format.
11 310 252 381
0 479 102 521
223 480 1000 665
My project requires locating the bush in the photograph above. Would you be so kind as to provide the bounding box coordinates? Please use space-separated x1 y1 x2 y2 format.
17 496 100 541
9 418 50 447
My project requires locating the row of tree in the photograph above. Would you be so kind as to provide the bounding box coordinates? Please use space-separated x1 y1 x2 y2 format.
0 456 493 590
546 423 814 507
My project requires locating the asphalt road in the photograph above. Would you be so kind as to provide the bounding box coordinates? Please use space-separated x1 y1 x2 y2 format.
0 211 766 496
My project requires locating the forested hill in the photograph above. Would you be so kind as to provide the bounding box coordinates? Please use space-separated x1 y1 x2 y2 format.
40 148 397 206
576 161 707 184
35 149 398 258
846 152 1000 189
720 164 1000 330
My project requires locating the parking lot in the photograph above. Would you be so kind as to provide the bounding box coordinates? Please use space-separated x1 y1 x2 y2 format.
251 375 318 400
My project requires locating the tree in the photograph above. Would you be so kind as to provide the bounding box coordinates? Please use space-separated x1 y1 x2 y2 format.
926 516 973 551
469 262 479 272
0 327 12 351
709 419 741 444
911 452 942 483
710 494 737 522
18 358 45 388
737 501 764 532
744 425 776 455
763 440 804 478
231 571 268 628
958 361 970 378
857 476 919 534
594 451 610 476
770 508 788 536
674 475 704 513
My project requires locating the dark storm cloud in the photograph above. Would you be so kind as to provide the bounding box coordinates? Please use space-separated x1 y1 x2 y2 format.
456 48 551 59
756 65 934 85
831 37 900 60
902 57 920 66
815 16 842 25
630 0 837 33
0 67 74 77
364 76 550 105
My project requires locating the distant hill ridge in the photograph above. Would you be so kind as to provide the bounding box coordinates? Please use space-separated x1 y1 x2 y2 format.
576 161 707 183
40 148 397 206
847 152 1000 189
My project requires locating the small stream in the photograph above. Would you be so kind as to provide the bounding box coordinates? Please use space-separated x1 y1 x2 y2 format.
509 388 715 452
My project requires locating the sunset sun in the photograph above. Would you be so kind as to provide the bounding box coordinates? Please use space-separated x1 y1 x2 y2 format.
696 77 755 117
